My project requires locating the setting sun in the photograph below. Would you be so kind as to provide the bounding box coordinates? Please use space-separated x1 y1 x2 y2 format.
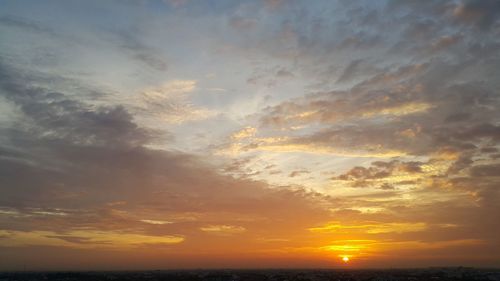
342 256 350 263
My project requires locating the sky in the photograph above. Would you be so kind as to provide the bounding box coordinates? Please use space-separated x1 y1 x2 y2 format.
0 0 499 270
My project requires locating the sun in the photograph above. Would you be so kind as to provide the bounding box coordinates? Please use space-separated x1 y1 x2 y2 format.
342 256 349 263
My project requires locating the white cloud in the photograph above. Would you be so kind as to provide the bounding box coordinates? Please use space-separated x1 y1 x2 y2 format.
138 80 217 124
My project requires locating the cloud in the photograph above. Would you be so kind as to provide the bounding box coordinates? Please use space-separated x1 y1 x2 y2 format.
137 80 217 124
336 160 423 181
289 170 310 178
0 15 56 36
104 26 169 71
140 219 173 225
0 230 184 248
141 79 197 106
200 225 246 235
430 34 463 53
453 0 500 30
259 65 435 130
231 127 257 140
275 69 294 79
165 0 189 8
335 59 376 83
309 222 428 234
469 164 500 177
0 65 157 149
228 16 257 30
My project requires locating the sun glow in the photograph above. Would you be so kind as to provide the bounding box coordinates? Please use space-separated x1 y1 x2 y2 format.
342 256 350 263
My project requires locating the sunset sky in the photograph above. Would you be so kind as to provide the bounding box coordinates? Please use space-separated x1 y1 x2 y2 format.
1 0 500 270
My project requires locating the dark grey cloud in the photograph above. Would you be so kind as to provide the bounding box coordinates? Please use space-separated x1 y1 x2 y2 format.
453 0 500 30
470 164 500 177
276 68 294 79
0 63 157 149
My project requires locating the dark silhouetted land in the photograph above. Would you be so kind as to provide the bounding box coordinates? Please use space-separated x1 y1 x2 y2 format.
1 268 500 281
